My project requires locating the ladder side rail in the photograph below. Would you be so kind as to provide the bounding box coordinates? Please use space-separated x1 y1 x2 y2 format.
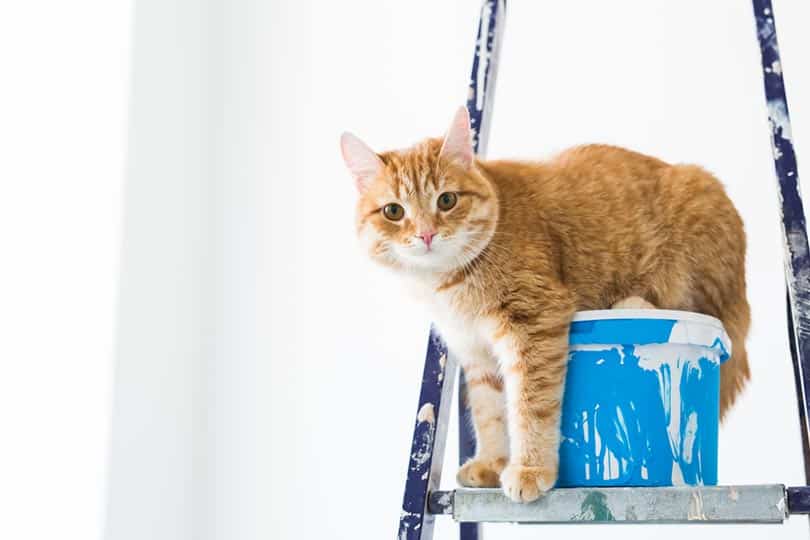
788 296 810 481
399 329 459 540
752 0 810 484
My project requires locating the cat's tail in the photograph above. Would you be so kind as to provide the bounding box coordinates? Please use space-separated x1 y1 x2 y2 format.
719 297 751 420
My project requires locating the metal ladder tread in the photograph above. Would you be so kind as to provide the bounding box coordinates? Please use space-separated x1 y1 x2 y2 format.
428 485 788 524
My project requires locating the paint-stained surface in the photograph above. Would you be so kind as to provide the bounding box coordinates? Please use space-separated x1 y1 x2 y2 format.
571 491 616 521
398 329 456 540
440 485 787 523
465 0 506 159
558 312 730 487
752 0 810 482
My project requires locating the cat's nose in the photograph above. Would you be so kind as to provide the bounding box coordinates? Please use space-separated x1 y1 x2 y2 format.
418 231 436 249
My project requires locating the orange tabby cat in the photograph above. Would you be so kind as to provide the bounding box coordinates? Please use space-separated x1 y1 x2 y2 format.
341 107 750 502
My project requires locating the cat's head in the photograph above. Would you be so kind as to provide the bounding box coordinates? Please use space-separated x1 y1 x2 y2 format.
341 107 498 274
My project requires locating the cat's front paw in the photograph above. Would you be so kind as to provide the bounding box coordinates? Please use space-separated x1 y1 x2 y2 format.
500 464 556 503
457 457 507 488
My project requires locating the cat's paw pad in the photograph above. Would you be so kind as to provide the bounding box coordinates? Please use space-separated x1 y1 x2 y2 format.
457 457 507 488
500 464 556 503
611 296 656 309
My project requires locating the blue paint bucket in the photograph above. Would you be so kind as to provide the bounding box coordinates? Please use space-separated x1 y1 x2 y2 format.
557 309 730 487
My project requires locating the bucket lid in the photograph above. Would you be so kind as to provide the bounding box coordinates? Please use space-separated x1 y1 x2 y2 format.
570 309 731 362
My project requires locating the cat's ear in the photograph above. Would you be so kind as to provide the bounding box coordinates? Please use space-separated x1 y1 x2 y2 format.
340 132 384 192
440 106 474 169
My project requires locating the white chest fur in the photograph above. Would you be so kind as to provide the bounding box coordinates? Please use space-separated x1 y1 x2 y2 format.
405 278 494 366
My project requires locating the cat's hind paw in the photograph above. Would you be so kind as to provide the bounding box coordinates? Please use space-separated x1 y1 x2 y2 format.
611 296 656 309
457 457 507 488
500 464 556 503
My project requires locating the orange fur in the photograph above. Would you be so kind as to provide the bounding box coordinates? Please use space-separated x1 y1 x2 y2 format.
343 108 750 501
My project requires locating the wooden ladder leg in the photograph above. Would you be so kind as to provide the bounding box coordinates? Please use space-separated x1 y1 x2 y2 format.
399 328 458 540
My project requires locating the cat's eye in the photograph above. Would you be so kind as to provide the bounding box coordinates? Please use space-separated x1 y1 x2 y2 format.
382 203 405 221
437 192 458 211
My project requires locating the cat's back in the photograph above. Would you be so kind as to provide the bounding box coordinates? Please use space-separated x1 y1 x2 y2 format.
549 144 670 193
481 144 669 199
550 144 732 202
552 144 667 169
481 144 734 228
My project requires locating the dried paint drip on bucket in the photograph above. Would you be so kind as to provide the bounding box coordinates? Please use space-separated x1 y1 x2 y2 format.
557 310 731 487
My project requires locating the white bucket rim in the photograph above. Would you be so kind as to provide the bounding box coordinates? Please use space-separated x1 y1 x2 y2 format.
572 309 724 329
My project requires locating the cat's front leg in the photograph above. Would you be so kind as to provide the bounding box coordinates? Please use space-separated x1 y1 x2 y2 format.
452 344 509 488
490 290 575 503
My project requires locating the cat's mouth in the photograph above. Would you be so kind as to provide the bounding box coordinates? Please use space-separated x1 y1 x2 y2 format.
405 244 442 258
394 237 466 271
392 230 492 273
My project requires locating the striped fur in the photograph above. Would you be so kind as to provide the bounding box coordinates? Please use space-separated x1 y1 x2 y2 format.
343 109 750 502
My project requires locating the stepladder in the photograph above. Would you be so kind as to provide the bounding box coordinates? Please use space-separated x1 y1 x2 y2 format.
397 1 810 539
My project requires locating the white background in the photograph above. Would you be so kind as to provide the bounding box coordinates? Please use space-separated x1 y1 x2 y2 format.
0 1 131 540
3 1 810 540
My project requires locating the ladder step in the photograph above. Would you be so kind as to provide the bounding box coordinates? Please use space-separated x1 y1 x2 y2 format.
429 485 787 524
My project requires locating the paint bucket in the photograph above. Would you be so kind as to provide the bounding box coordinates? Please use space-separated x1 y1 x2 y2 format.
557 309 730 487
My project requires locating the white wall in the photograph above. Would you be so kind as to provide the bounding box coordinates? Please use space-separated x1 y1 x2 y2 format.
0 2 131 540
103 1 810 540
104 1 220 539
